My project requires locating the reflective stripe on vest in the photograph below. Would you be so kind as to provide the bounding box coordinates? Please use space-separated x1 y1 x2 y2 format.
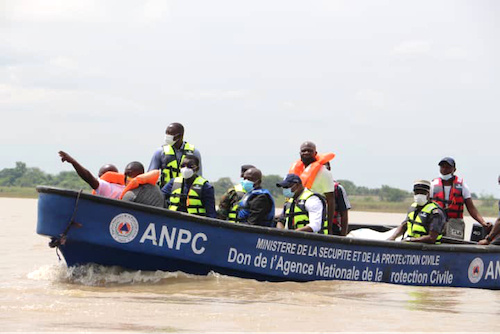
283 189 328 234
431 176 464 219
168 175 207 216
160 142 195 187
406 202 443 244
227 183 246 222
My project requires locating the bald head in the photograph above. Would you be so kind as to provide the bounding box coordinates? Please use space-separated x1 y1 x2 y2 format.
124 161 144 179
243 167 262 188
98 164 118 178
300 141 317 166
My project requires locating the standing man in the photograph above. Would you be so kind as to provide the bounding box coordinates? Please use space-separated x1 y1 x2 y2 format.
276 174 328 234
289 141 337 234
388 180 446 244
236 167 275 227
431 157 492 238
162 154 216 218
148 122 202 188
478 175 500 246
218 164 255 220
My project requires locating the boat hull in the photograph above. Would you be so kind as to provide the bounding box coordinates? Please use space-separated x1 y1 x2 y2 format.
37 187 500 289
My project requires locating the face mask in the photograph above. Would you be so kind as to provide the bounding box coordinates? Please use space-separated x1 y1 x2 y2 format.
180 167 194 179
282 187 294 198
414 194 428 206
241 179 254 193
164 134 177 146
440 173 453 181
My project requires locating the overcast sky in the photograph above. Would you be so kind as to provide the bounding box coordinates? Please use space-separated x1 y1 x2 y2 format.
1 0 499 195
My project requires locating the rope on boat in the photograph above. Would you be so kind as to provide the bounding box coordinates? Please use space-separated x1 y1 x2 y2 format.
48 189 83 254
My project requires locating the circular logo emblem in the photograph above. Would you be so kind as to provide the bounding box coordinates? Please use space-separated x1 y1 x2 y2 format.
109 213 139 243
468 257 484 284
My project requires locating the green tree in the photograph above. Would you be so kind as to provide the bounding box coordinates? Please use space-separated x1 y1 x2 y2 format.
261 174 283 199
379 185 409 202
212 177 235 197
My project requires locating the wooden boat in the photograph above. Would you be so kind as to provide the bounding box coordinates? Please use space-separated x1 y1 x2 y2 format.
36 186 500 289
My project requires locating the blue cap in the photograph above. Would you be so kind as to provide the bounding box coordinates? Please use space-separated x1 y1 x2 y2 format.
439 157 456 167
276 174 302 188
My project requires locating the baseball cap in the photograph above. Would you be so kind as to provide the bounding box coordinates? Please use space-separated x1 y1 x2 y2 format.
438 157 456 168
413 180 431 192
276 174 302 188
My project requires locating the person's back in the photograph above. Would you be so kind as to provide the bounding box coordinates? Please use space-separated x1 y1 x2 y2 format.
120 163 164 207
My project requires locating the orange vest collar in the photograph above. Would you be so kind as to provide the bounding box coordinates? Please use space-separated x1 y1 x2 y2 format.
92 172 125 195
289 152 335 189
119 170 160 199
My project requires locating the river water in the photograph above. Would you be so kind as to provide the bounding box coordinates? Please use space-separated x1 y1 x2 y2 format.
1 198 499 332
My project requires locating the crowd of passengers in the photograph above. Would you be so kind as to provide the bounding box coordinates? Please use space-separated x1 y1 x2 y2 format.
60 122 500 246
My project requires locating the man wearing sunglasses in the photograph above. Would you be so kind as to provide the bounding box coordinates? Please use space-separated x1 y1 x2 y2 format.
161 154 216 218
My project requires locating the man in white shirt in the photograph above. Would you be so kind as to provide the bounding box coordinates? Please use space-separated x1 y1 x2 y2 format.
276 174 328 234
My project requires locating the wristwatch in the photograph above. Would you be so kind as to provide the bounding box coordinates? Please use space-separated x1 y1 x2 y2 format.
486 235 493 243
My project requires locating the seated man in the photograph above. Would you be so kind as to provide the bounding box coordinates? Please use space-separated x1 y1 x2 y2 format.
58 150 125 199
217 164 255 220
388 180 446 244
162 154 216 218
479 175 500 246
276 174 328 234
120 162 164 207
235 167 275 227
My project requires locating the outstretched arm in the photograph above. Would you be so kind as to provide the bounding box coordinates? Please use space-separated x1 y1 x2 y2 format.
58 151 99 190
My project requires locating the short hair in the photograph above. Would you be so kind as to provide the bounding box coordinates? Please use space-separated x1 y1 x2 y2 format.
168 122 184 135
241 164 255 174
183 154 199 166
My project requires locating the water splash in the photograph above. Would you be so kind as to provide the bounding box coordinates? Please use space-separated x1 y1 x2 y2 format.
27 263 218 287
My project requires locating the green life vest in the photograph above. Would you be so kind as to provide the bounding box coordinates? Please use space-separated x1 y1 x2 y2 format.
284 189 328 234
168 176 207 216
406 202 443 244
227 183 247 222
160 142 195 187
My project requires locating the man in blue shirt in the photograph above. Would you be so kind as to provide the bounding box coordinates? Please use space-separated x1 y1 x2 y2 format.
148 122 203 188
161 154 216 218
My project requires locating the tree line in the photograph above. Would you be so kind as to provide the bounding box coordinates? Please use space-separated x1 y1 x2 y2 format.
1 161 492 203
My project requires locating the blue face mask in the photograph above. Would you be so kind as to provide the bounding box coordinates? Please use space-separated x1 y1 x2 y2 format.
241 179 254 192
282 187 294 198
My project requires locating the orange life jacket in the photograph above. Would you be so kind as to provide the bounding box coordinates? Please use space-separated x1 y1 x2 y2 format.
92 172 125 195
289 152 335 189
431 176 465 219
119 170 160 199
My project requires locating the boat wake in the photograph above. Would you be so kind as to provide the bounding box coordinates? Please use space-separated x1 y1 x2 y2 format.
27 263 223 286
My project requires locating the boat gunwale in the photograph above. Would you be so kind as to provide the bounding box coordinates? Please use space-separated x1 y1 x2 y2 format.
36 185 500 255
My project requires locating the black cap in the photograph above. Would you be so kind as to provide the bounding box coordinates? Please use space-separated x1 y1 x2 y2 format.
276 174 302 188
438 157 456 168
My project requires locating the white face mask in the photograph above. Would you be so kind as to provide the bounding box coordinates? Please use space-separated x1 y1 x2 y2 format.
164 134 177 146
414 194 428 206
440 173 453 181
180 167 194 179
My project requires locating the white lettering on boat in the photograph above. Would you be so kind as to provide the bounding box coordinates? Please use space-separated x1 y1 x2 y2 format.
139 223 207 255
485 261 500 280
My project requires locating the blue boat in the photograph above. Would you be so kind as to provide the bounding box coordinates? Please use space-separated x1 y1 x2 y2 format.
36 186 500 289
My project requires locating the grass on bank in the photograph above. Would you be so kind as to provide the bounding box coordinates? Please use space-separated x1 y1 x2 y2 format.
1 186 498 217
